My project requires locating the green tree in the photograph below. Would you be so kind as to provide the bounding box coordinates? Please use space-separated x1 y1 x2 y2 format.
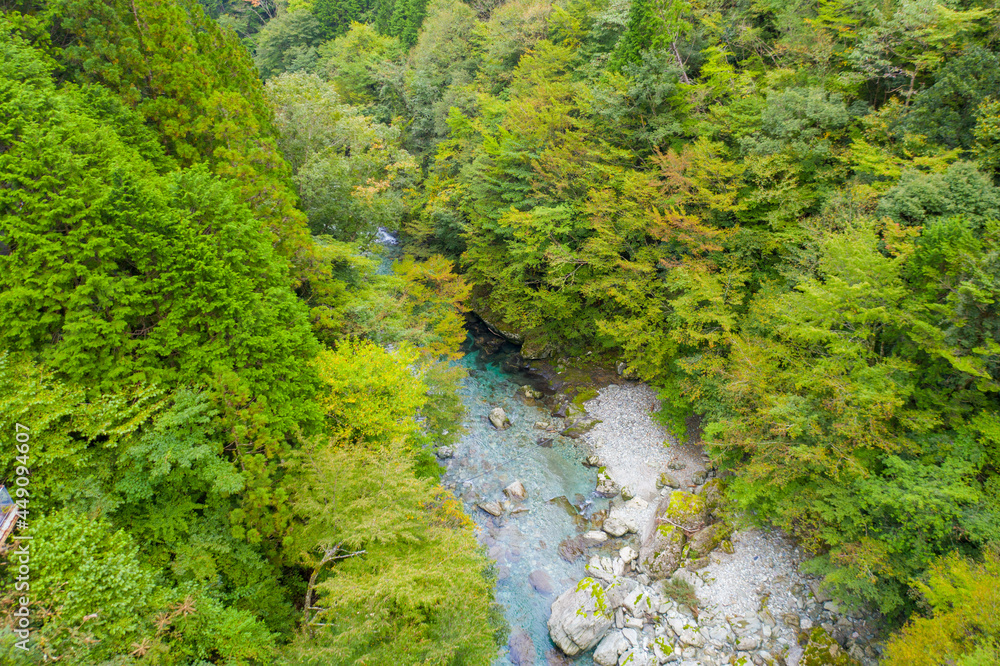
883 547 1000 665
253 8 326 80
266 70 417 241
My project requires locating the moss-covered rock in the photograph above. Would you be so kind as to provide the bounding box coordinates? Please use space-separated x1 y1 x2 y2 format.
521 330 555 359
638 524 685 579
687 523 728 558
699 477 726 518
802 626 860 666
561 419 600 439
572 387 599 405
657 472 681 489
547 577 613 655
595 466 620 497
659 490 706 532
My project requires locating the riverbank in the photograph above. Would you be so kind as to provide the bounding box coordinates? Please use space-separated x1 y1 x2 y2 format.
559 381 883 666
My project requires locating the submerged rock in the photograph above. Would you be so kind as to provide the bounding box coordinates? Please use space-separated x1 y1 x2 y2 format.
507 629 535 665
489 407 511 430
547 578 613 656
504 480 527 501
477 501 504 517
528 569 555 595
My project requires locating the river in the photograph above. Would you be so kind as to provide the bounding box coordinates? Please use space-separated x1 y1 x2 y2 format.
443 333 610 665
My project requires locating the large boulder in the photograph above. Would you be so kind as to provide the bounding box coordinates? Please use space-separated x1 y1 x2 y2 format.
699 477 725 518
489 407 511 430
687 523 726 558
655 490 706 533
637 524 685 580
521 332 555 359
593 630 627 666
547 578 613 656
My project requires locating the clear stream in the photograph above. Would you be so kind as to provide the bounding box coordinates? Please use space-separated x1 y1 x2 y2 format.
444 339 612 665
376 229 605 663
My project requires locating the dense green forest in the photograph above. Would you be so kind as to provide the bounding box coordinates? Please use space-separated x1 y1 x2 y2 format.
2 0 1000 662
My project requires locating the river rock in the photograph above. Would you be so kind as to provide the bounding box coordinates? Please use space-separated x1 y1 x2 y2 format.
521 334 554 360
657 472 681 489
529 569 555 595
623 585 659 618
507 629 535 665
504 480 527 501
620 546 638 563
653 636 677 663
593 630 627 666
604 575 638 608
602 516 629 537
621 485 635 501
687 523 725 558
620 647 656 666
637 525 684 580
435 446 454 459
584 455 602 467
518 385 543 400
583 530 608 544
478 501 504 517
547 578 613 656
490 407 511 430
654 491 706 533
595 467 620 498
699 478 724 518
604 507 638 536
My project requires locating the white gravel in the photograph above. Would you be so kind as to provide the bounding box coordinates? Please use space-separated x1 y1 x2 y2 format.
582 381 813 665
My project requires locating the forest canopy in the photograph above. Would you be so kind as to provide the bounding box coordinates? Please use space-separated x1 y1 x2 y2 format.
2 0 1000 662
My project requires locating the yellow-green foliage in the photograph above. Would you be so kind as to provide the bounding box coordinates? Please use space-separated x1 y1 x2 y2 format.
315 338 426 447
883 547 1000 666
574 577 612 617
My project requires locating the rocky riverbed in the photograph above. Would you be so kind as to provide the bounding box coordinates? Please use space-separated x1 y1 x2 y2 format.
440 324 882 665
549 383 882 666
